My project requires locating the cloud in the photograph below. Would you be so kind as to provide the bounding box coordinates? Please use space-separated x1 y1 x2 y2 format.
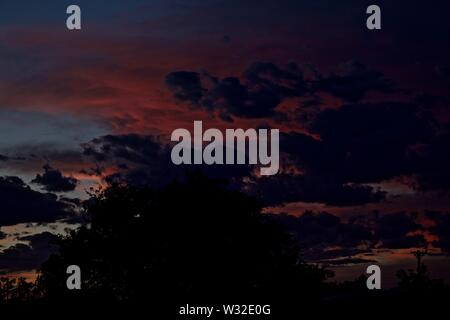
32 164 78 192
165 62 306 121
270 211 426 261
270 212 375 261
313 60 395 102
381 234 426 249
373 212 426 249
0 232 59 274
248 174 386 207
427 211 450 253
81 132 388 207
162 63 447 206
0 176 74 226
375 212 421 240
414 127 450 191
285 102 434 184
164 71 205 106
318 257 377 266
255 102 433 206
82 133 252 187
286 101 450 194
82 134 183 187
165 61 398 122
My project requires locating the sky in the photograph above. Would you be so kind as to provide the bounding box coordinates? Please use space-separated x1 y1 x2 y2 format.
0 0 450 287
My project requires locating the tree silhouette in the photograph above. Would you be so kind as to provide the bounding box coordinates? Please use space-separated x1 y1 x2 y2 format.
36 174 331 308
393 249 450 311
0 277 16 301
396 250 447 294
14 277 34 301
0 277 35 304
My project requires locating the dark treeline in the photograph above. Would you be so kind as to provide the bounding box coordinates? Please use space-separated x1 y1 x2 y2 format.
1 174 449 316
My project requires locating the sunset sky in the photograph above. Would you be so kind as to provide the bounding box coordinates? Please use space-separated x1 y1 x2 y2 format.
1 0 450 287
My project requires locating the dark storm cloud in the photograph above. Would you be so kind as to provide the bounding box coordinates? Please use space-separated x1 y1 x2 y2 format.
165 61 398 121
82 134 252 187
165 62 306 121
375 212 421 241
427 211 450 253
162 59 450 201
313 61 395 102
32 164 78 192
289 102 434 183
0 176 73 226
287 101 450 194
270 210 425 262
0 154 8 161
248 174 385 207
414 127 450 191
163 60 449 198
19 232 59 247
374 212 426 250
81 132 386 207
381 235 426 250
269 211 374 261
83 92 446 206
83 134 170 165
82 134 178 187
0 232 58 274
262 100 434 204
243 61 306 97
164 71 205 106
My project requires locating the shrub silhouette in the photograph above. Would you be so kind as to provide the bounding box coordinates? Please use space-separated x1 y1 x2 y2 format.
36 174 330 306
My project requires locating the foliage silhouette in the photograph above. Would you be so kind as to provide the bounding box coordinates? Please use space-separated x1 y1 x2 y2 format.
35 173 331 308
